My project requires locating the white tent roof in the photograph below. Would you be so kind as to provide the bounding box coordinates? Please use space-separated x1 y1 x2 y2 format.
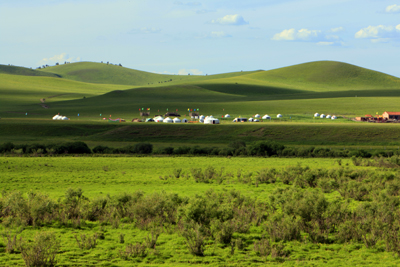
326 115 332 119
173 117 181 123
204 118 220 124
262 114 271 119
182 118 188 122
314 113 320 117
249 118 254 122
320 114 326 118
254 119 260 122
52 115 60 120
163 117 173 123
61 116 68 120
331 116 337 120
224 114 230 118
277 114 282 118
255 114 261 118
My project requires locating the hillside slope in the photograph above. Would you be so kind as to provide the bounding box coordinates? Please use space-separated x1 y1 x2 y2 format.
38 62 258 86
0 64 61 78
241 61 400 91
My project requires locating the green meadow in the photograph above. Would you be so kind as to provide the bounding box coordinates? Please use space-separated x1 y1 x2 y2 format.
1 61 400 266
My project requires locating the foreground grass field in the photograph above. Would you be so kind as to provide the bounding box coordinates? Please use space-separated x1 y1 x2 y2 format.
1 156 400 266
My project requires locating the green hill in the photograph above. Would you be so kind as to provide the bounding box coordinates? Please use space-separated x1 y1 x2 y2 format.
0 64 61 78
38 61 258 86
241 61 400 91
2 60 400 119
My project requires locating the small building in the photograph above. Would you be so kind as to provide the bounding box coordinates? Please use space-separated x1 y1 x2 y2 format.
383 112 400 120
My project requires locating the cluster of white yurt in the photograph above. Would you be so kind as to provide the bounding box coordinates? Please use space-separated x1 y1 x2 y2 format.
173 117 181 123
314 113 320 117
224 114 231 118
204 115 220 124
52 114 69 120
163 117 173 123
154 116 164 122
277 114 283 118
315 113 337 119
262 114 271 119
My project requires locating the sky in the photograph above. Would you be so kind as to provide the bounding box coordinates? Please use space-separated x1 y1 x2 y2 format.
1 0 400 76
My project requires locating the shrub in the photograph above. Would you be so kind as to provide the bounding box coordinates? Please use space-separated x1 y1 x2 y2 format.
20 232 60 267
1 231 21 253
0 142 14 153
247 141 284 157
75 233 98 250
133 143 153 154
182 223 206 256
92 145 110 154
119 243 147 259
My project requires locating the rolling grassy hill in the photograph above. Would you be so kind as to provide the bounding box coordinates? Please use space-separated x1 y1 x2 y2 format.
1 60 400 120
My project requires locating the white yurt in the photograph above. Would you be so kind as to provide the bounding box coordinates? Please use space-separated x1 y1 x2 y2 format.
262 114 271 120
154 116 164 122
57 116 63 120
182 118 188 123
255 114 261 118
248 118 254 122
277 114 283 118
204 117 220 124
52 115 60 120
224 114 231 118
254 119 260 122
163 117 173 123
314 113 320 117
61 116 69 120
320 114 326 118
199 115 205 123
331 116 337 120
326 115 332 119
173 117 181 123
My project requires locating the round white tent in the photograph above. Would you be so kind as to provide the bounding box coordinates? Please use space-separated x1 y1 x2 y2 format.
204 117 220 124
181 118 188 123
61 116 69 120
224 114 231 118
326 115 332 119
154 116 164 122
320 114 326 118
262 114 271 120
248 118 254 122
331 116 337 120
277 114 283 118
314 113 320 117
199 115 205 122
52 115 60 120
163 117 173 123
173 117 181 123
255 114 261 118
254 119 260 122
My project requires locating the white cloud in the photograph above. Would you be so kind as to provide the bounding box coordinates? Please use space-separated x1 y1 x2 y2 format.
211 14 248 25
39 53 80 65
355 25 400 42
272 28 322 41
355 25 394 38
386 4 400 13
330 27 344 33
210 31 231 38
371 38 391 43
317 42 334 46
178 69 203 75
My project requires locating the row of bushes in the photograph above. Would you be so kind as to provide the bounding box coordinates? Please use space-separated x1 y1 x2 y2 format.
1 141 399 158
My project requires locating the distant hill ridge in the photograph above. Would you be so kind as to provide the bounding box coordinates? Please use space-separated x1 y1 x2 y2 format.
1 61 399 90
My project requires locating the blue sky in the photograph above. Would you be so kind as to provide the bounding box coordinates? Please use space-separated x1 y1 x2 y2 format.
1 0 400 76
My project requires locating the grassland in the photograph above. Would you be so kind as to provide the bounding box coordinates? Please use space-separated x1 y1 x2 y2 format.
1 156 400 266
